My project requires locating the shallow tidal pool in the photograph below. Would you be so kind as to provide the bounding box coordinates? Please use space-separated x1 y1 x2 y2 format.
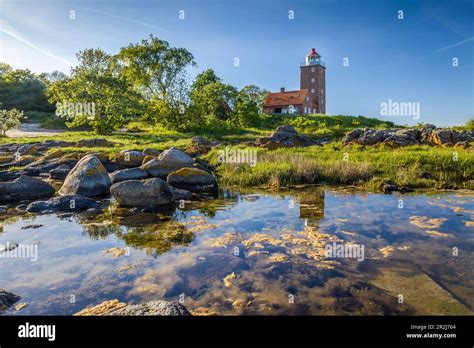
1 187 473 315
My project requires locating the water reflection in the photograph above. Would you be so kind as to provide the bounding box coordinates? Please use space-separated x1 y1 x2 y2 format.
0 187 472 315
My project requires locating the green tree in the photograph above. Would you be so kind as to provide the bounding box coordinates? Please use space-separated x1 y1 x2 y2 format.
116 35 196 129
46 48 141 134
235 85 268 126
0 64 53 112
0 108 23 136
190 69 237 121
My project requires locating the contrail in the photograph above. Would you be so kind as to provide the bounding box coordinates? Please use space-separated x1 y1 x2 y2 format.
432 36 474 53
78 6 169 33
0 20 73 68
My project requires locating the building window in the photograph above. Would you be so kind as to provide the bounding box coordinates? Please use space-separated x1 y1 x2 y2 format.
311 78 315 83
304 107 307 113
313 108 316 113
306 97 309 101
311 67 315 73
311 88 315 93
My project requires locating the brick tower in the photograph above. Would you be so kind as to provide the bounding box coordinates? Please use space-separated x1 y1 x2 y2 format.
300 48 326 114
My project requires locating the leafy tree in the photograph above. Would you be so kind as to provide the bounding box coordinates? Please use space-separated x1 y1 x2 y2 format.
46 48 141 134
116 35 195 129
190 69 237 121
0 64 53 112
235 85 268 126
0 108 23 136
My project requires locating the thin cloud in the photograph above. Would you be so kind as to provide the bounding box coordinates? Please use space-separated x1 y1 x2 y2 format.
78 6 169 33
432 36 474 53
0 20 73 68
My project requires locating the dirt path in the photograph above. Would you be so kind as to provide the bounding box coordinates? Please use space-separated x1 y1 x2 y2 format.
5 123 66 138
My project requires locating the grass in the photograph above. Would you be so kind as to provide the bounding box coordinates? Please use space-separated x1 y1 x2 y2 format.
1 114 472 191
204 144 474 190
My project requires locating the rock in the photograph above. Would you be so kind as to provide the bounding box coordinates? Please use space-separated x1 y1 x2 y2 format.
43 148 63 160
0 170 22 182
116 150 145 168
0 289 21 311
110 168 149 184
140 148 194 179
342 129 365 145
49 164 71 180
382 183 398 194
170 187 193 201
26 195 98 213
15 144 38 157
453 141 470 149
275 125 298 134
59 155 112 197
159 147 194 166
76 138 112 148
357 129 390 145
254 125 317 148
0 206 7 213
142 155 155 165
142 148 160 157
185 137 219 156
84 152 110 164
75 299 190 316
0 176 54 202
110 178 174 207
167 167 217 193
383 129 420 147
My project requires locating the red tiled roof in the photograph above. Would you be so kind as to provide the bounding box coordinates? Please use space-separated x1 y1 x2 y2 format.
264 89 308 107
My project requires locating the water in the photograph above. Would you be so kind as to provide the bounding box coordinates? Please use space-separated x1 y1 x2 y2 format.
0 187 473 315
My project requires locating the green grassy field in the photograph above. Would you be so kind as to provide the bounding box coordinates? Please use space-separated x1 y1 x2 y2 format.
1 114 472 190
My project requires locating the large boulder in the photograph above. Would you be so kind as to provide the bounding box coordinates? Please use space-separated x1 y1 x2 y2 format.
0 176 54 202
75 299 190 316
167 167 217 193
26 195 98 213
383 129 420 147
142 148 161 157
115 150 145 168
110 178 174 207
140 147 194 179
357 129 390 145
0 289 21 311
159 147 194 166
59 155 111 197
110 168 149 184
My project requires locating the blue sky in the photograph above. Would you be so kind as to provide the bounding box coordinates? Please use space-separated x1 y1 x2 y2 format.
0 0 473 126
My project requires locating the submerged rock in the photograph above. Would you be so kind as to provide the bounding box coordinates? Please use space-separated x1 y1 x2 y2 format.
110 178 174 207
26 195 98 213
0 289 21 311
0 176 54 202
167 167 217 193
59 155 111 197
74 299 190 316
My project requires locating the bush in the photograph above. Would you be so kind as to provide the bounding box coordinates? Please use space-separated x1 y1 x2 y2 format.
0 108 23 136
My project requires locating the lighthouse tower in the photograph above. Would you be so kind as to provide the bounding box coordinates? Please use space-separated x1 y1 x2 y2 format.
300 48 326 114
